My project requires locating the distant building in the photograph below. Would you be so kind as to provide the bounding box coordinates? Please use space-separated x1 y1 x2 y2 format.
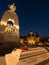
19 32 40 45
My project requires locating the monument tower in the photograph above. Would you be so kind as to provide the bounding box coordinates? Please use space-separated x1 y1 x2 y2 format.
0 3 19 47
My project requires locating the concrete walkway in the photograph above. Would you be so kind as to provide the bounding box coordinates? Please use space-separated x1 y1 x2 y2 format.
0 47 49 65
0 56 6 65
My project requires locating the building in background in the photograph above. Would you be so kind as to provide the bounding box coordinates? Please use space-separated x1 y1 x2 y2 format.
19 32 40 46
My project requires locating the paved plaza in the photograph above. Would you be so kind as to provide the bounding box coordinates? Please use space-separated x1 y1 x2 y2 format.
0 47 49 65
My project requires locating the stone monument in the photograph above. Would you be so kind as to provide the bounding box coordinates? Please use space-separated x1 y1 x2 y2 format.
0 3 19 47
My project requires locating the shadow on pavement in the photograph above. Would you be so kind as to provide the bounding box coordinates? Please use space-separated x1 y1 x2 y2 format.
36 59 49 65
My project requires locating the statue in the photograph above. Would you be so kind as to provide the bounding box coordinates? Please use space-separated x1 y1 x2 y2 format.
8 3 16 13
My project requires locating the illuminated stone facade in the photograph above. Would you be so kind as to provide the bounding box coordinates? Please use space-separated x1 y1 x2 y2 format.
0 3 19 46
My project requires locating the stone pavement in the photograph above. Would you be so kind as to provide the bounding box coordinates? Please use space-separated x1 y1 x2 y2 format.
18 53 49 65
0 47 49 65
0 56 6 65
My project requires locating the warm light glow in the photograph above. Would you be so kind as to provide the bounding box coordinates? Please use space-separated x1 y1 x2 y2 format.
8 18 14 23
1 21 7 25
28 39 35 44
14 25 19 29
1 19 19 30
19 39 24 44
1 18 14 25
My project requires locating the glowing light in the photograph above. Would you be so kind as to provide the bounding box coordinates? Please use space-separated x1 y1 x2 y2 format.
14 25 19 29
1 19 19 29
1 18 14 26
8 18 14 23
1 21 7 25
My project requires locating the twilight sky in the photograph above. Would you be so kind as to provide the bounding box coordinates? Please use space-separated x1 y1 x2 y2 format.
0 0 49 37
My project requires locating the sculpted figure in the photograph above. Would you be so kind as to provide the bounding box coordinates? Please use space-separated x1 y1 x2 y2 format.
8 3 16 13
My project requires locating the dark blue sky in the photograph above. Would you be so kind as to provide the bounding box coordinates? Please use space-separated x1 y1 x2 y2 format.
0 0 49 37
